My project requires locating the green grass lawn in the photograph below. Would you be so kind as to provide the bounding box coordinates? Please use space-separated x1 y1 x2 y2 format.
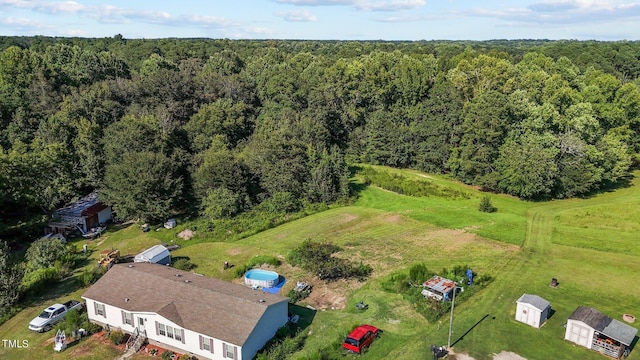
2 168 639 359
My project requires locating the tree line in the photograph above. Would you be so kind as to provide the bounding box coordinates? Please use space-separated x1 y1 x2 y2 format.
1 36 639 229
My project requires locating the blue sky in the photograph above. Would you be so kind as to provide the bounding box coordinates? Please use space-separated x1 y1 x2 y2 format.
1 0 639 40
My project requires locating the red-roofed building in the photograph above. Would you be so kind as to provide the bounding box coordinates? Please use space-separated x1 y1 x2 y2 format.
48 192 112 235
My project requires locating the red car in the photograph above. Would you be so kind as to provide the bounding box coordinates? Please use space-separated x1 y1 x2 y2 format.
343 324 380 354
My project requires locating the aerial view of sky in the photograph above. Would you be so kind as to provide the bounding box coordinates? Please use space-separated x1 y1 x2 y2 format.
0 0 639 40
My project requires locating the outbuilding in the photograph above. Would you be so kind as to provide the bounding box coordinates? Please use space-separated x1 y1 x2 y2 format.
134 245 171 265
515 294 551 328
565 306 638 359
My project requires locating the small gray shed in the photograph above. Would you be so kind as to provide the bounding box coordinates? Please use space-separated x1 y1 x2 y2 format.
134 245 171 265
515 294 551 328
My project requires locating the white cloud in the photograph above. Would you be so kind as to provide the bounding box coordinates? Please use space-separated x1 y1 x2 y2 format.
275 9 318 21
0 0 235 28
274 0 356 5
356 0 426 12
462 1 640 25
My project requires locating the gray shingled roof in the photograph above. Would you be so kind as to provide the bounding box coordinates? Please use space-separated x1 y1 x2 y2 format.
82 263 289 346
569 306 638 346
516 294 551 312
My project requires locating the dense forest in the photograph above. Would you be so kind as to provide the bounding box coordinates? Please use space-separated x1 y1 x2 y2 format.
1 36 640 228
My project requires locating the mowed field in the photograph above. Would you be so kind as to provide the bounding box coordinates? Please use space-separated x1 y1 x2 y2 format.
1 167 639 360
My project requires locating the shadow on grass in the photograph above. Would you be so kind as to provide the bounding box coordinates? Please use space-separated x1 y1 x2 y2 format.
627 336 638 358
547 308 557 320
288 303 317 332
451 314 490 347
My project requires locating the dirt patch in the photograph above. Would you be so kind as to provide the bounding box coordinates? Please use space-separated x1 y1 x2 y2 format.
493 351 527 360
226 248 243 256
448 350 527 360
177 229 194 240
378 213 402 223
339 213 359 223
303 279 364 310
448 350 476 360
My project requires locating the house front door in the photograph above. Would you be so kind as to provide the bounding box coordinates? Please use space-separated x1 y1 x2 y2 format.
137 317 146 334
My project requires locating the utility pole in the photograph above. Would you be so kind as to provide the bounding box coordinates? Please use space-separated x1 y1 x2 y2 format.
447 284 457 349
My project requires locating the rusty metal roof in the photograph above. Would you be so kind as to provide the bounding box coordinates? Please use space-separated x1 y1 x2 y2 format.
423 275 456 294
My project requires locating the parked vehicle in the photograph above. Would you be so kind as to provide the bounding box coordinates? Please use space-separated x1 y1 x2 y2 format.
29 300 83 332
343 324 380 354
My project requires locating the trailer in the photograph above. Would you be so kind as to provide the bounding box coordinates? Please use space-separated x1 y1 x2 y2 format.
134 245 171 265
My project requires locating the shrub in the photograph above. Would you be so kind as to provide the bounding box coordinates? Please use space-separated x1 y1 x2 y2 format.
247 255 280 268
20 266 62 295
79 266 107 287
287 240 372 282
178 355 193 360
161 350 174 360
56 308 83 334
109 330 126 345
479 195 497 213
173 258 196 271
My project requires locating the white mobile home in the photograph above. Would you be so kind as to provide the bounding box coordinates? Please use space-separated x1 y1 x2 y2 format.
134 245 171 265
82 263 289 360
515 294 551 328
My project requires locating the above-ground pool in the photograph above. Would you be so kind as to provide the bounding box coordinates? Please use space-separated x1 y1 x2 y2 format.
244 269 280 288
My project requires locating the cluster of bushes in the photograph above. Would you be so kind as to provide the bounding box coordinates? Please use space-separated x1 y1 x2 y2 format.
287 240 372 282
55 308 102 337
172 258 197 271
359 167 471 200
286 287 312 304
78 266 107 287
20 238 82 296
382 263 493 322
109 329 127 345
234 255 281 278
195 201 330 245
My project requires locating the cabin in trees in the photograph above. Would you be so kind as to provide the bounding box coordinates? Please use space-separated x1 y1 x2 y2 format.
82 263 289 360
47 192 112 235
515 294 551 328
564 306 638 359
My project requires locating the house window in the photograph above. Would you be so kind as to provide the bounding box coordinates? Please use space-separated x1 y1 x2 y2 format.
200 335 214 353
156 322 183 343
224 343 236 359
123 312 133 326
95 303 105 317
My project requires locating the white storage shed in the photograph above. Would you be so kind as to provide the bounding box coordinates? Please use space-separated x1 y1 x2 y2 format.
134 245 171 265
515 294 551 328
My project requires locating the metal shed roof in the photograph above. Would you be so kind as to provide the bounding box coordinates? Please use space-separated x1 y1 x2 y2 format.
569 306 638 346
423 275 456 294
516 294 551 312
